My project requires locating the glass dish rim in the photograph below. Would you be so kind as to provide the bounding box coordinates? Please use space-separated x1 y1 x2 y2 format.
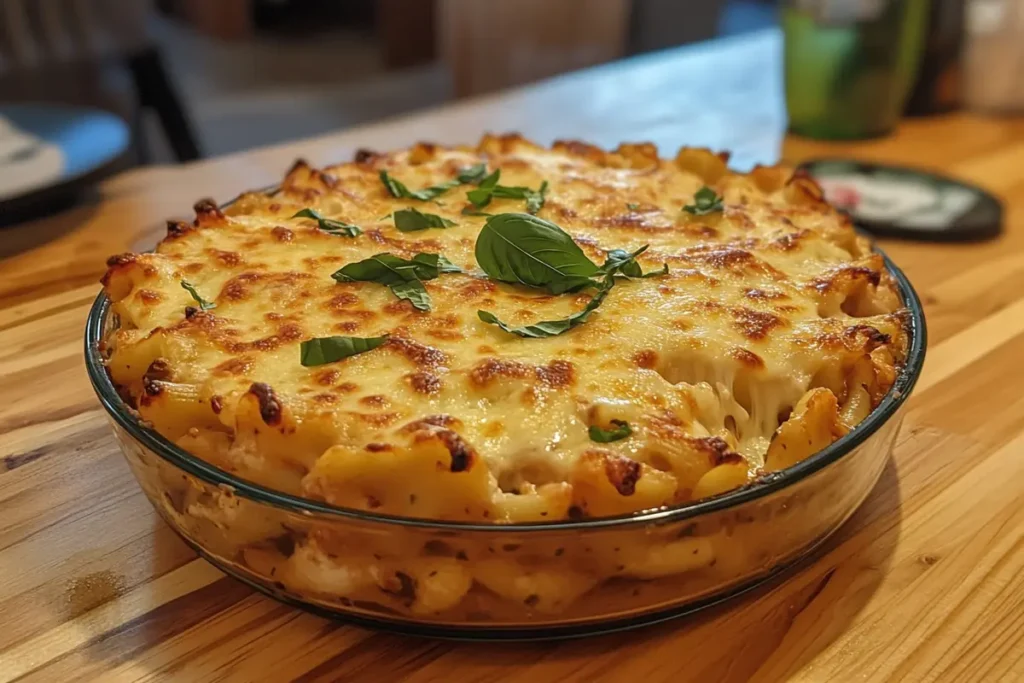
84 222 926 533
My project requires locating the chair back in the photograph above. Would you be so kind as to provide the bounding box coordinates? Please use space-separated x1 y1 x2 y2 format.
0 0 148 75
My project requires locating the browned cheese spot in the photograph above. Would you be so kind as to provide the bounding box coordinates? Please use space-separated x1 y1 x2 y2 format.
144 359 172 381
166 220 194 239
271 226 294 242
633 349 658 369
535 360 576 387
354 148 380 164
434 429 476 473
208 249 243 267
730 347 765 369
248 383 282 425
731 307 786 341
137 289 162 304
401 415 463 432
406 371 442 395
314 369 340 386
384 336 448 368
604 454 642 496
214 357 254 376
744 287 788 301
359 395 391 409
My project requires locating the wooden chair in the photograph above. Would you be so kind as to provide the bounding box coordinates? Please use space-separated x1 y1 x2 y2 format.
0 0 201 162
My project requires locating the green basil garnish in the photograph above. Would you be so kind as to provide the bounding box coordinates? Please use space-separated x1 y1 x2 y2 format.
300 335 388 367
180 280 216 310
477 272 614 338
466 170 548 214
525 180 548 214
292 208 362 236
332 252 460 311
457 163 488 184
682 186 724 216
475 213 600 294
588 420 632 443
388 280 431 311
626 202 640 211
379 170 457 201
599 246 668 279
380 164 487 202
394 207 456 232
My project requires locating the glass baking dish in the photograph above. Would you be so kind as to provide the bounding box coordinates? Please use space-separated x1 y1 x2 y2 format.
84 246 925 640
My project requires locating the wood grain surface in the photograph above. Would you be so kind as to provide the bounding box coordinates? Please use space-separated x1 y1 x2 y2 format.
4 29 1024 682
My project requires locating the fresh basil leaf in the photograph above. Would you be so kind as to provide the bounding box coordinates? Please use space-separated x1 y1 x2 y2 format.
300 335 388 366
599 246 647 277
477 273 614 338
332 252 460 312
180 280 216 310
598 245 668 279
467 169 501 207
457 163 488 184
525 180 548 214
413 253 462 274
379 170 459 201
292 208 362 236
389 279 432 311
626 202 640 211
682 186 724 215
393 207 456 232
475 213 600 294
333 253 445 285
467 170 548 213
588 420 632 443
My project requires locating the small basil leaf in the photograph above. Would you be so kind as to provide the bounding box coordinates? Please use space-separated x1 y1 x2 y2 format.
525 180 548 214
462 207 494 217
475 213 600 293
599 246 669 279
333 253 445 285
300 335 388 367
393 207 457 232
379 170 459 201
467 169 501 207
682 186 724 215
588 420 632 443
626 202 640 211
332 252 460 312
491 185 530 199
467 170 547 213
477 273 614 338
412 253 462 274
457 163 488 184
389 280 431 311
292 208 362 236
180 280 216 310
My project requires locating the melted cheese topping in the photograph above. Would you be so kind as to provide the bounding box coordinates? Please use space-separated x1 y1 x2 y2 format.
101 135 909 522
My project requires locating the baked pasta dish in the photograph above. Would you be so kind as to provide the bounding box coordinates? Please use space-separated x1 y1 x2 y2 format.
102 134 907 523
98 135 912 620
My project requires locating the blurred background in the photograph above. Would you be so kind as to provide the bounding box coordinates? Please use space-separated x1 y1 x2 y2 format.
1 0 1012 231
0 0 781 164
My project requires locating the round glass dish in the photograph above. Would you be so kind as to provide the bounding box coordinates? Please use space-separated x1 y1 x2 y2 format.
84 249 926 640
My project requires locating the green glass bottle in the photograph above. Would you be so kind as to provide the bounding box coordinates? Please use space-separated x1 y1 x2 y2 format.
784 0 930 140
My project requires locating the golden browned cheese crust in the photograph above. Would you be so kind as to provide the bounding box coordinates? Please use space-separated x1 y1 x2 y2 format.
101 134 908 522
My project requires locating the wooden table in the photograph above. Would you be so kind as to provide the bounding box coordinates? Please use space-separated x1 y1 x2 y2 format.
4 28 1024 682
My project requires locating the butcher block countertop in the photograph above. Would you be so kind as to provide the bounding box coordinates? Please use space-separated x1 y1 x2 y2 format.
3 29 1024 683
